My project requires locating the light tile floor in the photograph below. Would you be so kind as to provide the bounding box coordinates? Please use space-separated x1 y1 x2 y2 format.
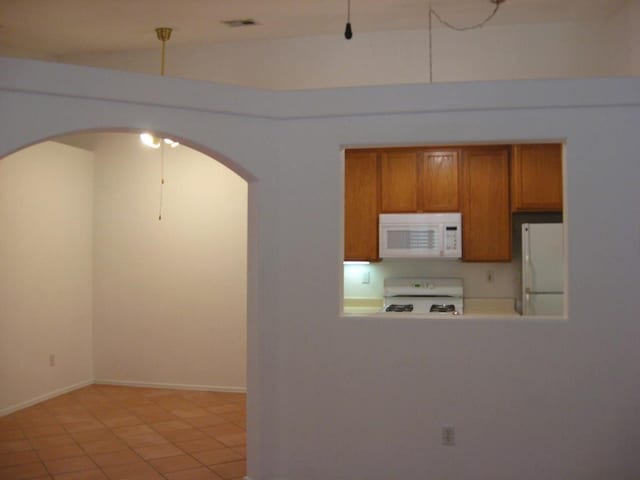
0 385 246 480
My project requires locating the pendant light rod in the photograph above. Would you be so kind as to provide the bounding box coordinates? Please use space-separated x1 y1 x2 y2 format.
155 27 173 76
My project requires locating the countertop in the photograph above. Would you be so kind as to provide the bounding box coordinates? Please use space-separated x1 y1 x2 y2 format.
343 297 518 316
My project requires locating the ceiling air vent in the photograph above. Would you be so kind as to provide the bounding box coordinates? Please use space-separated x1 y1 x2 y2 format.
222 19 258 28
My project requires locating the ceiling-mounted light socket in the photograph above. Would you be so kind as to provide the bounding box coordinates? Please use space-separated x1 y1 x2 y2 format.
490 0 506 4
155 27 173 42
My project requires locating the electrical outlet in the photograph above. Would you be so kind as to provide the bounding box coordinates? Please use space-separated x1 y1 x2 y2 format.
49 354 55 367
442 426 455 446
361 271 370 284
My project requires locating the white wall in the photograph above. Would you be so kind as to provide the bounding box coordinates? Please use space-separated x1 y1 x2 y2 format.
0 141 94 413
92 133 247 390
2 58 640 480
58 20 627 89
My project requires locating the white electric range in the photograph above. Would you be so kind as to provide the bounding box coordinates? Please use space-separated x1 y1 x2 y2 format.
382 277 464 315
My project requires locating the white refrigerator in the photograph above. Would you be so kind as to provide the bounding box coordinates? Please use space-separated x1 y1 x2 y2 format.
522 223 564 315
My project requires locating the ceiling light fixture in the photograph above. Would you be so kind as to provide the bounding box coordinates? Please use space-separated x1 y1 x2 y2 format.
344 0 353 39
140 27 179 152
138 27 182 221
428 0 506 82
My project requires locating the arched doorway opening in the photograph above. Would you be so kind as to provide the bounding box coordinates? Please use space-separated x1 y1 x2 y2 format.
0 130 249 478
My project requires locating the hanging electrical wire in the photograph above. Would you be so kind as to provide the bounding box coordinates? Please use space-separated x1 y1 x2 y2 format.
344 0 353 39
428 0 505 82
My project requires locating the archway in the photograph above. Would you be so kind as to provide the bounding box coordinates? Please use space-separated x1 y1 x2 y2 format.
0 130 250 477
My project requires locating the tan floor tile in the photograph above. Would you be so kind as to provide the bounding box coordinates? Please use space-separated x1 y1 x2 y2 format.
77 439 128 455
90 449 141 468
70 430 116 444
160 429 207 443
44 455 97 475
133 443 183 460
135 412 179 423
0 461 49 480
112 425 154 438
101 461 160 480
0 450 41 467
119 433 169 448
169 408 209 419
174 438 225 454
0 416 20 428
190 448 242 466
200 424 243 438
185 415 226 429
0 430 26 441
53 469 107 480
210 461 246 480
17 417 61 428
205 405 243 415
230 446 245 458
36 444 85 461
23 426 68 438
54 414 95 424
148 454 201 473
63 422 105 434
0 439 33 453
99 416 142 429
148 420 191 433
214 433 245 448
163 467 223 480
228 418 246 428
30 435 76 449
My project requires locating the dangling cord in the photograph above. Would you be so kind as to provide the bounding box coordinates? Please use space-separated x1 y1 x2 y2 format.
427 0 503 83
430 1 502 31
344 0 353 39
158 141 165 221
428 3 433 83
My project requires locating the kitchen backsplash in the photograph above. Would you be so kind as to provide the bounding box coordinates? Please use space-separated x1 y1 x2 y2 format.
344 258 520 299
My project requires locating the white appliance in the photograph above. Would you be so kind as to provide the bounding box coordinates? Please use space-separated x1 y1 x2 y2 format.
379 213 462 259
383 277 463 314
522 223 564 315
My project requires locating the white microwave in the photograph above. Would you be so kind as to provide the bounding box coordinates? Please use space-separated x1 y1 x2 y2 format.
379 213 462 259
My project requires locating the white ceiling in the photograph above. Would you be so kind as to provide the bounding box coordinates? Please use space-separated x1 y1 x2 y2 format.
0 0 626 57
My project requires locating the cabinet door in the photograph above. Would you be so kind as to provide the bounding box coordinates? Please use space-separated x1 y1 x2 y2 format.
512 144 563 212
461 147 511 262
420 149 460 212
380 150 419 212
344 150 379 261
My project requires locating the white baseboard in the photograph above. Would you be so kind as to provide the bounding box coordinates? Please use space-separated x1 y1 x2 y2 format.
0 379 94 417
94 379 247 394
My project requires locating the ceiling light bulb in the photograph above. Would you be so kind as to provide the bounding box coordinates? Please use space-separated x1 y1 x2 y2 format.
344 22 353 40
140 132 161 149
164 138 180 148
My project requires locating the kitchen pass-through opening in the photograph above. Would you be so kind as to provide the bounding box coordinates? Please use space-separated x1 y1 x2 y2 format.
342 142 567 318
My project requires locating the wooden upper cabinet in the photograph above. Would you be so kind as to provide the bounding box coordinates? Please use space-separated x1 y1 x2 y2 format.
512 144 563 212
380 150 419 212
380 148 460 213
344 150 380 261
420 149 460 212
461 146 511 262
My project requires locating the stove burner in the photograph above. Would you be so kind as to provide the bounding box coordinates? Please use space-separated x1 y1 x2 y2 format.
385 304 414 312
429 304 456 313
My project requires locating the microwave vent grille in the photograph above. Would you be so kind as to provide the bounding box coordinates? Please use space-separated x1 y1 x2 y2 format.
387 229 439 250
